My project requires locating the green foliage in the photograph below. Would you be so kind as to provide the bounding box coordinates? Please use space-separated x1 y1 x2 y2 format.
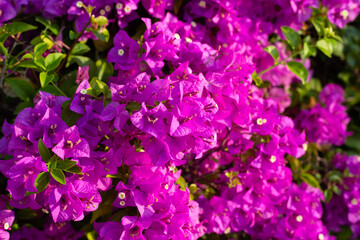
286 61 309 84
38 139 52 162
264 45 279 62
35 172 50 192
51 169 66 185
281 26 301 49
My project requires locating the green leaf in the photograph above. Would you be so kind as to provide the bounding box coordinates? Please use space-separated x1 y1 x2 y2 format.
338 226 353 240
21 53 34 60
56 160 77 170
39 72 54 87
6 78 36 101
47 155 58 170
125 102 142 113
38 139 52 162
93 16 108 26
251 71 263 87
329 170 342 182
51 169 66 184
16 60 39 69
90 202 113 224
91 29 109 43
316 38 335 58
0 42 7 56
86 232 97 240
281 26 301 49
34 57 46 70
64 165 82 174
5 22 37 35
96 59 113 82
175 176 187 191
286 61 308 84
48 159 57 170
264 45 279 62
324 189 333 203
61 101 83 126
300 172 320 189
35 172 50 192
72 43 91 55
311 17 325 37
24 191 38 196
189 183 198 194
332 184 341 195
45 53 64 71
67 55 94 68
35 16 60 35
303 41 316 58
69 30 78 40
34 43 48 58
89 78 110 97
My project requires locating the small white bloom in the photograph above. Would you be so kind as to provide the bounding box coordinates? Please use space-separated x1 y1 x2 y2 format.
118 192 126 199
118 49 125 56
198 1 206 8
76 1 83 8
116 3 123 10
4 222 9 230
124 5 131 13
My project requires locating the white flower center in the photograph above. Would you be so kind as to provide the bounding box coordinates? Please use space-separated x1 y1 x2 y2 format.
340 10 349 20
352 198 358 205
119 200 126 206
100 9 106 15
256 118 264 125
4 222 9 230
80 89 87 94
116 3 123 10
76 1 83 8
169 165 176 172
303 143 308 151
124 5 131 13
296 215 303 222
105 5 111 11
199 1 206 8
164 184 169 190
191 21 197 27
118 192 126 199
118 49 125 56
174 33 180 39
270 155 276 163
185 37 193 43
318 233 325 240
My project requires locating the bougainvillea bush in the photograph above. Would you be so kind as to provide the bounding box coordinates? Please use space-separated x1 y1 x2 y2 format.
1 0 360 239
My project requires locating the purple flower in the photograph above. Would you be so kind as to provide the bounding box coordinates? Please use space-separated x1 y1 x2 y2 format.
0 209 14 240
108 30 140 70
52 126 90 159
3 156 47 199
0 1 16 23
130 103 169 139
